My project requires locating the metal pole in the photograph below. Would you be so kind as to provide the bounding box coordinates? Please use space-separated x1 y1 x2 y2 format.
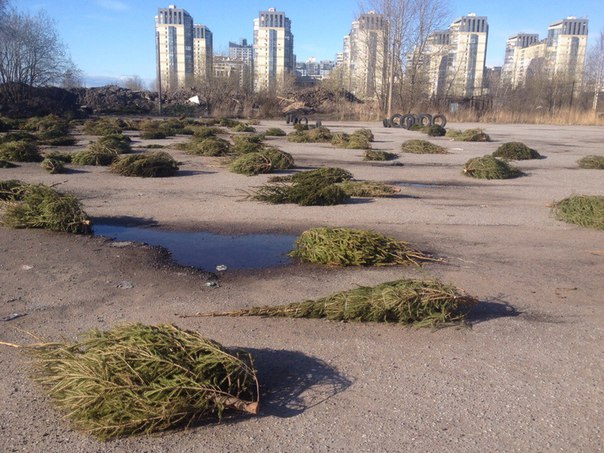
156 30 163 115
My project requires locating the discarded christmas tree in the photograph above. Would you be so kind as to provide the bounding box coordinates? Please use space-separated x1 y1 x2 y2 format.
189 279 477 327
27 323 259 440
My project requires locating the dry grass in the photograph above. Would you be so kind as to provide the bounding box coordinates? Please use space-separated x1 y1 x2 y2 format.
450 108 604 126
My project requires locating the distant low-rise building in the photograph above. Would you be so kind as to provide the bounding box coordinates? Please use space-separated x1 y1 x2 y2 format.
229 39 254 90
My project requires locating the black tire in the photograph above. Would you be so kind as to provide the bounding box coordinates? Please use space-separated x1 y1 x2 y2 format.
401 114 415 129
390 113 403 128
432 114 447 127
286 114 292 124
299 117 309 126
382 118 389 128
293 116 299 124
315 120 322 127
417 114 433 127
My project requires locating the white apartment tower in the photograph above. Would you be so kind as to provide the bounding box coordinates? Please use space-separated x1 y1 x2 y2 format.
155 5 213 91
426 14 489 98
502 17 588 89
253 8 294 91
501 33 539 84
546 17 588 85
193 25 213 81
155 5 194 91
343 11 387 99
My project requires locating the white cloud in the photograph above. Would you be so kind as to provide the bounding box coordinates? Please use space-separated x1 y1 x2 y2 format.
95 0 129 12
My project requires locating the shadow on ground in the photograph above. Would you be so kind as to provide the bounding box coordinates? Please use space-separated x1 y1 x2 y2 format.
246 348 353 418
91 215 158 228
467 298 522 325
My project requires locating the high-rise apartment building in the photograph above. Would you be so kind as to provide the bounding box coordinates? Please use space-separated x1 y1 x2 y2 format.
342 11 387 99
547 17 588 84
253 8 294 91
229 39 254 90
502 33 539 83
193 25 213 81
155 5 194 90
502 17 588 89
425 14 489 98
155 5 213 91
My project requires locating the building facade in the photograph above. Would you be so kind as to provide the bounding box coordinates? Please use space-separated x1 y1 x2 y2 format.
253 8 294 91
155 4 213 91
425 14 489 98
547 17 589 86
155 5 194 90
193 25 213 81
229 39 254 90
342 11 387 99
502 17 588 89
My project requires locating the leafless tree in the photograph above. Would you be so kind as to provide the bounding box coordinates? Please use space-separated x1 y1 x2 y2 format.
61 65 84 89
0 7 78 101
122 75 146 91
585 30 604 112
361 0 451 116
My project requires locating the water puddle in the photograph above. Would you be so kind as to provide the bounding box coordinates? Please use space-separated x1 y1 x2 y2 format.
94 223 297 271
398 182 436 188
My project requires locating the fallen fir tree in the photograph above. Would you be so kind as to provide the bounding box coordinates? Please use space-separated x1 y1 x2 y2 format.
3 324 259 440
552 195 604 230
110 152 179 177
184 279 478 327
0 180 91 234
290 227 438 266
254 167 352 206
463 155 523 179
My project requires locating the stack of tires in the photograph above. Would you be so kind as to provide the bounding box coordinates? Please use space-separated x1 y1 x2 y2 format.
383 113 446 129
285 114 322 128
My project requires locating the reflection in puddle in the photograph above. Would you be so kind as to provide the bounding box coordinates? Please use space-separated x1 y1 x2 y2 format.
94 223 297 271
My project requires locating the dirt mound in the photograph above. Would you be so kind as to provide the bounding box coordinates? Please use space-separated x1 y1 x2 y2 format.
71 86 157 114
280 87 361 114
0 84 81 118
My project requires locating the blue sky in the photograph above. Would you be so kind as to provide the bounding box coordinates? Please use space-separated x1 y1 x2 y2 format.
13 0 604 86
